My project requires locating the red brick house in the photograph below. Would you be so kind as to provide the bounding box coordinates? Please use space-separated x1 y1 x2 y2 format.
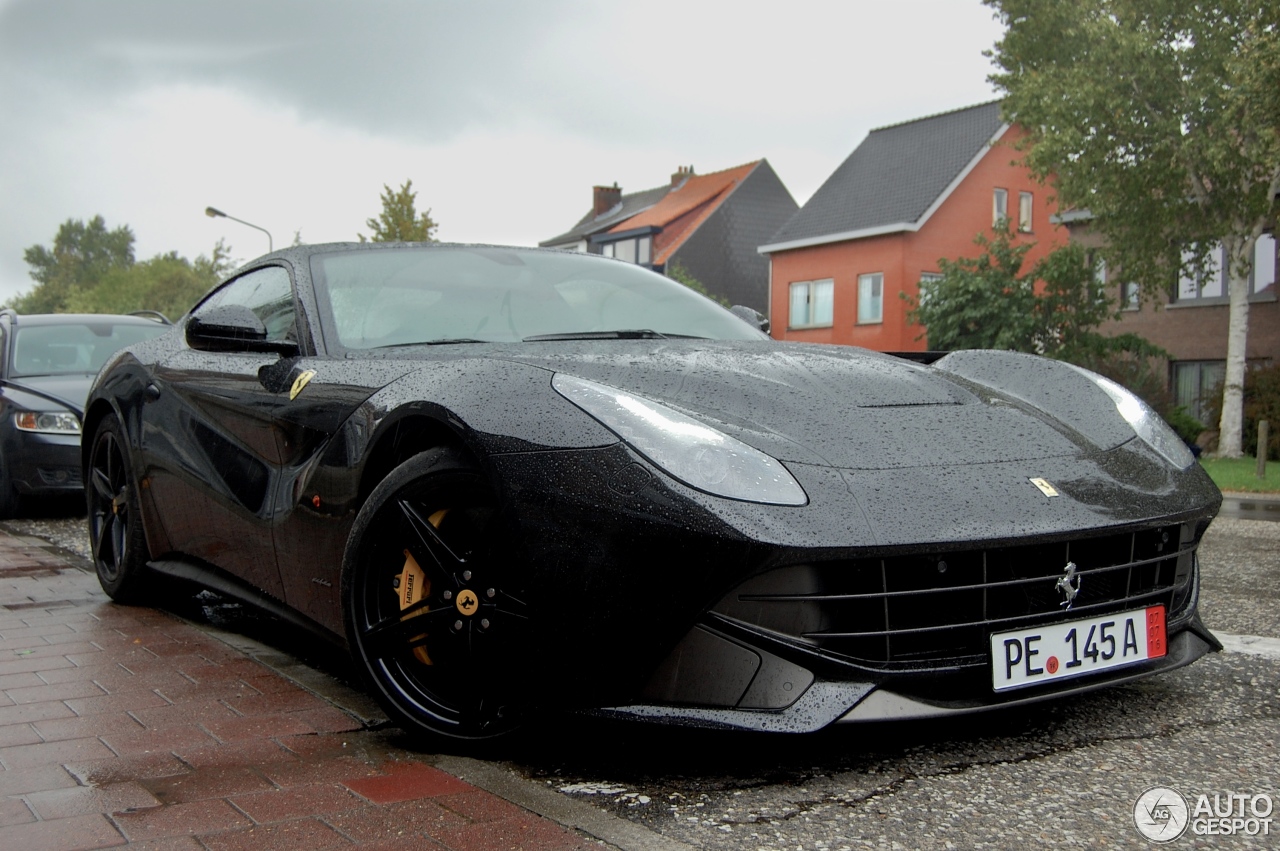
759 101 1068 351
541 161 798 313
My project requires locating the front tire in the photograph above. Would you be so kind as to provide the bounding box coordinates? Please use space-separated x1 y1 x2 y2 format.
87 415 150 602
343 448 528 742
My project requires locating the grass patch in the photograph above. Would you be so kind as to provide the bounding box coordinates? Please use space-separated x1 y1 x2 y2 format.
1198 455 1280 494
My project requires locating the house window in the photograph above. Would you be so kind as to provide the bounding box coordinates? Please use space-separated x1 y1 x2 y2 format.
857 273 883 324
918 272 943 307
1172 361 1225 426
1092 255 1109 305
1122 281 1140 310
993 188 1008 226
1176 236 1278 302
599 235 653 267
1018 192 1033 232
788 280 834 329
1253 233 1276 294
1177 245 1225 301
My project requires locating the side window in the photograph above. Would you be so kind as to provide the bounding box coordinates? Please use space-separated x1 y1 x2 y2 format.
194 266 296 342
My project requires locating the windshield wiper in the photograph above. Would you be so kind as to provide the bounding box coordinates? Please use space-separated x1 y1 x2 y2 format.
372 338 487 349
523 329 697 342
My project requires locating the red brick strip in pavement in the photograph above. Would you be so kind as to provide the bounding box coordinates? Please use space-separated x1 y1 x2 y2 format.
0 528 599 850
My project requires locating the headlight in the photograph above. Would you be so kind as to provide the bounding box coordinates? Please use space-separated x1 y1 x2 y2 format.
13 411 82 435
552 374 808 505
1072 368 1194 469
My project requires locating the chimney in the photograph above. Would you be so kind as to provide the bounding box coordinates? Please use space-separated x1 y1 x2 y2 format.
593 183 621 217
671 165 695 188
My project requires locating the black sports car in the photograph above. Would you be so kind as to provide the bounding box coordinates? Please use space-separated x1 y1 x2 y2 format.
84 242 1221 741
0 310 169 517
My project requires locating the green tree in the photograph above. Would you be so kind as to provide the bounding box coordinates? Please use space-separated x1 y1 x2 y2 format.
666 261 729 306
359 180 438 242
905 224 1163 363
66 240 234 320
986 0 1280 457
15 215 136 312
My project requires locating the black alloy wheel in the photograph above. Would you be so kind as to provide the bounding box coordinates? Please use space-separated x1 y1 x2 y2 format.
87 415 150 602
343 448 529 741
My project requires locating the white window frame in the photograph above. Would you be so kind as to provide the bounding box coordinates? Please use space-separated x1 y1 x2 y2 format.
1177 244 1225 301
1092 255 1109 305
788 279 834 329
993 188 1008 226
599 235 654 267
1252 233 1276 293
1121 281 1140 311
917 272 943 307
857 272 884 325
1018 191 1033 232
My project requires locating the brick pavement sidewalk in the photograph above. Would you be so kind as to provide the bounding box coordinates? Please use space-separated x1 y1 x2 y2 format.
0 528 600 851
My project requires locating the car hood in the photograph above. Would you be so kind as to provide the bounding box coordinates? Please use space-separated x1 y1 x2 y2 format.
1 373 94 414
497 341 1091 470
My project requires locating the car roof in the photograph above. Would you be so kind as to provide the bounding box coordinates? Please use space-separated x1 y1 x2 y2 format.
240 241 603 267
1 313 169 328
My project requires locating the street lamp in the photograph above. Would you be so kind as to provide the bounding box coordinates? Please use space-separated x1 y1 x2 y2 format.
205 206 274 253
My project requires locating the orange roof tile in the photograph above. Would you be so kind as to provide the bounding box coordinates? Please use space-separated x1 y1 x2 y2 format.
606 161 760 263
611 161 759 232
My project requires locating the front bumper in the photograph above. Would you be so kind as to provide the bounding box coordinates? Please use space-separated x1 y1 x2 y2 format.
2 430 82 495
489 437 1221 720
594 622 1219 732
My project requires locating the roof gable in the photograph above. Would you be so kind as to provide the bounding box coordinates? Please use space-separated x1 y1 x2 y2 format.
762 101 1006 251
612 162 759 233
541 161 762 251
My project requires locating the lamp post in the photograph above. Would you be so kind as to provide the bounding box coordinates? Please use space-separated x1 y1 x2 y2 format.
205 206 273 253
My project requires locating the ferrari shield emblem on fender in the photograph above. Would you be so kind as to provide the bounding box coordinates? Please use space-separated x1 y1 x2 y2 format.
289 369 316 400
1029 477 1059 497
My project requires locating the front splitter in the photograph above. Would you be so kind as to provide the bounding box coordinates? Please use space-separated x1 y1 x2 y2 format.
591 627 1219 733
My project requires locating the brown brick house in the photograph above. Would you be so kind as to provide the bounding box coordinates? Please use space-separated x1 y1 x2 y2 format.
1059 211 1279 424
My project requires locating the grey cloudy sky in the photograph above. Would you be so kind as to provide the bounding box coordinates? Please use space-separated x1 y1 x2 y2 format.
0 0 1004 303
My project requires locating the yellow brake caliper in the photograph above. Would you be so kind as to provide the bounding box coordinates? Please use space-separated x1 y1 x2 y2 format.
394 509 448 665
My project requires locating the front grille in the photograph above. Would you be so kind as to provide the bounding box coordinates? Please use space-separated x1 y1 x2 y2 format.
713 524 1198 668
37 466 79 485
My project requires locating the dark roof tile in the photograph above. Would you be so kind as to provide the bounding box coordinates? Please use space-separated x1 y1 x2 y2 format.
764 101 1004 248
539 184 670 247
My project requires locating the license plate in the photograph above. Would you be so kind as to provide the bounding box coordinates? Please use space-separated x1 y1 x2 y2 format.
991 606 1166 691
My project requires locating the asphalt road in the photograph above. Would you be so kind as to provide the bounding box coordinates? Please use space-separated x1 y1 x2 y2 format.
9 508 1278 850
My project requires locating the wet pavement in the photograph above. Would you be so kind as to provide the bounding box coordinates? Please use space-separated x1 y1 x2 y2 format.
3 507 1277 850
0 528 619 850
1219 492 1280 522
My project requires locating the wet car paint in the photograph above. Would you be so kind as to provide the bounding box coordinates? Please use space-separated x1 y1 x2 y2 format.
83 243 1222 736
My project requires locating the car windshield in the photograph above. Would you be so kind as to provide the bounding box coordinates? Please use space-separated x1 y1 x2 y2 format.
10 321 169 378
309 246 765 350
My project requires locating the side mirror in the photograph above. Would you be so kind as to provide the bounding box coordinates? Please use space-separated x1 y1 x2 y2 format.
186 305 298 355
729 305 770 335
